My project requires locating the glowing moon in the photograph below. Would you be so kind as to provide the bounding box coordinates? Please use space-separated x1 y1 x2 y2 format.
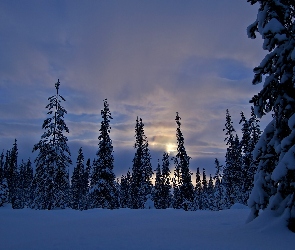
165 143 176 154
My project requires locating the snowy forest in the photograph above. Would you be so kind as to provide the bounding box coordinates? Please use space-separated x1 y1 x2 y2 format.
0 79 263 213
1 0 295 241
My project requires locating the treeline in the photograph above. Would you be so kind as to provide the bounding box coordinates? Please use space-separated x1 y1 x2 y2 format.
0 80 261 211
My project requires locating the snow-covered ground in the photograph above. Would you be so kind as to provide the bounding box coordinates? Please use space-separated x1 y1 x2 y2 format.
1 204 294 250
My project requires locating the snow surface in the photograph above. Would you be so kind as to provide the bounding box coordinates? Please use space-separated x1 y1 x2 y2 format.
0 204 294 250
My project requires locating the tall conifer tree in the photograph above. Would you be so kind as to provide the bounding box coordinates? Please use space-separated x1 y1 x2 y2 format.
239 109 261 204
161 152 172 208
119 170 132 208
13 159 33 209
83 158 92 209
153 160 162 209
246 1 295 230
0 151 8 206
130 117 153 209
213 158 224 210
173 112 194 210
6 140 18 203
89 99 118 209
193 167 202 210
31 79 71 210
201 168 209 210
71 148 87 210
223 110 243 207
207 174 215 210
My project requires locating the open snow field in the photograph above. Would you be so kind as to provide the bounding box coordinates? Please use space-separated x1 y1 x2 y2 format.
1 205 294 250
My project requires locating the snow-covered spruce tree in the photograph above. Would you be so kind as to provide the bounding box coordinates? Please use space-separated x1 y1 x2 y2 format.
13 159 33 209
0 151 8 206
222 110 243 207
213 158 224 210
249 106 262 149
201 168 209 210
83 158 92 209
153 153 172 209
0 177 8 207
130 117 153 209
23 159 33 207
246 1 295 230
233 134 244 204
239 111 253 205
0 152 4 184
71 148 87 210
222 110 235 208
172 157 181 209
89 99 118 209
172 112 194 211
153 155 172 209
193 167 202 210
12 160 25 209
119 170 132 208
247 120 277 221
207 174 215 210
5 140 18 203
161 152 172 208
31 79 72 210
239 109 262 205
153 160 162 209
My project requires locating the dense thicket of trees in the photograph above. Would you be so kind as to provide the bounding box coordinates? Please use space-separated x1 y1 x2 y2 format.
0 81 262 212
0 80 263 224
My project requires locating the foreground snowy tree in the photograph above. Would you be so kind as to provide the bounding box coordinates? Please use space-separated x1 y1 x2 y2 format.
246 0 295 231
31 79 72 209
89 99 118 209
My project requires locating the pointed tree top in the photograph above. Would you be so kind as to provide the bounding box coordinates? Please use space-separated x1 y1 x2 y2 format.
175 112 181 127
55 79 60 94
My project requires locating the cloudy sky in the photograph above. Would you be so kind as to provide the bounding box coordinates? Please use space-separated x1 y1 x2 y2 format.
0 0 270 178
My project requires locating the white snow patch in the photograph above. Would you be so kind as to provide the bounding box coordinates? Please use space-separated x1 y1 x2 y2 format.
0 205 294 250
263 18 285 35
272 145 295 181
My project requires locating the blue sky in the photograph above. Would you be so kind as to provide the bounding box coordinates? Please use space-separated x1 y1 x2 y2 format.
0 0 269 178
